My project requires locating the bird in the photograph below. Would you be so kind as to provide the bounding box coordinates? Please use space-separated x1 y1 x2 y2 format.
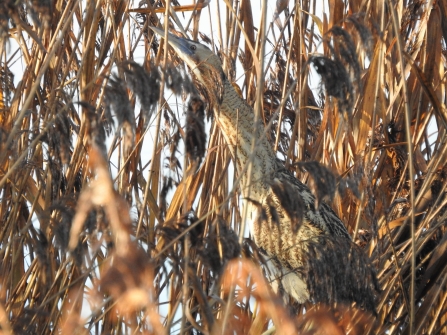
150 27 378 309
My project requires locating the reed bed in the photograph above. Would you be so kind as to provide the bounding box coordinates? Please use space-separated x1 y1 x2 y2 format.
0 0 446 334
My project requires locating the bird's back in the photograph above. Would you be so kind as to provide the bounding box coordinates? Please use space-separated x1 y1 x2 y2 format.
245 160 352 301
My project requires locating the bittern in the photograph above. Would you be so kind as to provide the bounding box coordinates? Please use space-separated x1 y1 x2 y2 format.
151 27 377 308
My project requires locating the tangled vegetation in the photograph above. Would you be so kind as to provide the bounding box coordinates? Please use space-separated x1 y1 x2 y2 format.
0 0 446 334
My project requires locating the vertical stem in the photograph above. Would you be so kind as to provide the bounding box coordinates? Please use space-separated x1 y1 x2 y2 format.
241 0 268 243
388 1 416 333
222 2 268 334
274 14 296 152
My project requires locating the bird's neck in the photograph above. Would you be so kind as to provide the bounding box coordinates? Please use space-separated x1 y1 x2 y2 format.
199 67 277 199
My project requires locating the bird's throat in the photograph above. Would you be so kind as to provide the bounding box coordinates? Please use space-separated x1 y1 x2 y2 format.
213 77 277 200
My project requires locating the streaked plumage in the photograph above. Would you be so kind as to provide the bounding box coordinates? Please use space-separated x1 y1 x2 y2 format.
151 27 377 307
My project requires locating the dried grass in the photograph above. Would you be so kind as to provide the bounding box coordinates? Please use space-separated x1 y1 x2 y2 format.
1 0 446 334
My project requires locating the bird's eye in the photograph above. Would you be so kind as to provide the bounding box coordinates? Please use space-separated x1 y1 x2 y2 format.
190 45 196 51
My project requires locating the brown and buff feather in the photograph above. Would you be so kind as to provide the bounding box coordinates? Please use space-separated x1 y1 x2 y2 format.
152 28 378 310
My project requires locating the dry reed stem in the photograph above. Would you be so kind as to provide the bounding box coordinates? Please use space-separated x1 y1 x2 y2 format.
0 0 446 334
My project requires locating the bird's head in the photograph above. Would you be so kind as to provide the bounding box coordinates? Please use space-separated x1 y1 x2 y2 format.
150 27 224 91
151 27 226 109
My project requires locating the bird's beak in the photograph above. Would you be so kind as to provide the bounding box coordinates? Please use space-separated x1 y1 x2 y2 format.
150 27 194 60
